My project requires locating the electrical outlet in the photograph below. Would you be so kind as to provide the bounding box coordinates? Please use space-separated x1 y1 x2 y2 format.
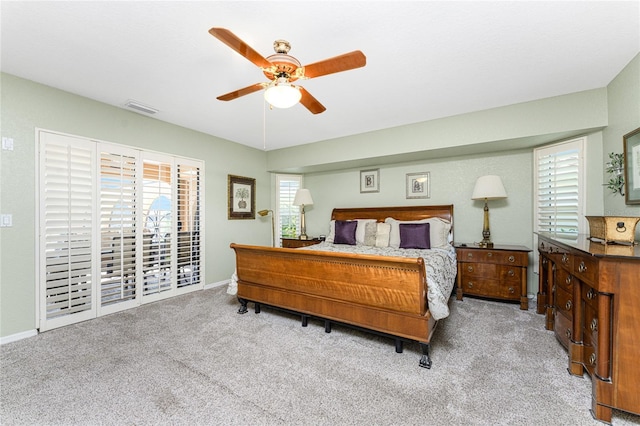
1 214 13 227
2 137 14 151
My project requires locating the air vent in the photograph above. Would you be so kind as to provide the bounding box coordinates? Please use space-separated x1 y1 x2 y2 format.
124 100 158 115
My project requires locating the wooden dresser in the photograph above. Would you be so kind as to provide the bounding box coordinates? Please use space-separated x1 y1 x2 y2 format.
455 243 531 310
537 232 640 423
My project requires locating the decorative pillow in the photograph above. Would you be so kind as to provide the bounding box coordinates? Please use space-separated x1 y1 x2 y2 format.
386 217 451 249
375 222 391 247
327 219 376 244
399 223 431 249
334 220 358 245
364 222 377 246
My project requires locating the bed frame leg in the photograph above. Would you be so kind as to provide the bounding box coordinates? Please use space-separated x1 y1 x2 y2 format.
237 298 248 314
419 343 432 369
395 339 403 353
324 320 332 333
301 315 309 327
254 303 261 314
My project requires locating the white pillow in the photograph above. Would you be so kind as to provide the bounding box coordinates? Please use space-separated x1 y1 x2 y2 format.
375 222 391 247
385 217 451 249
327 219 377 244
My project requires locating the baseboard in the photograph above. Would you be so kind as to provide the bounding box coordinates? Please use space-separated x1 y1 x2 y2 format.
205 279 230 290
0 329 38 345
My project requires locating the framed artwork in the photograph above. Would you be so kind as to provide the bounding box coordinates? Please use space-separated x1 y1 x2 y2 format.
623 127 640 205
228 175 256 219
406 172 430 199
360 169 380 193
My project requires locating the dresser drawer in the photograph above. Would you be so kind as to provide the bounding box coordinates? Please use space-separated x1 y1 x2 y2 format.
583 302 598 347
554 310 572 350
458 249 527 266
572 254 599 286
581 284 599 310
555 267 574 294
555 285 574 321
460 276 518 300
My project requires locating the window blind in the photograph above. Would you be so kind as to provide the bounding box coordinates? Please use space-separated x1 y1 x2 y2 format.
275 174 302 243
176 163 201 289
534 138 584 238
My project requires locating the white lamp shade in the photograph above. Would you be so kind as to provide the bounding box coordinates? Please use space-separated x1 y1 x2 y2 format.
472 175 507 200
293 188 314 206
264 78 301 109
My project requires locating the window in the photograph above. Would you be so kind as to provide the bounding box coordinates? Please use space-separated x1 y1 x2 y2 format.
38 130 204 331
534 138 586 238
275 174 302 244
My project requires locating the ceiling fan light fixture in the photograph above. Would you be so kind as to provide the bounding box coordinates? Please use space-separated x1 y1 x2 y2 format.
264 78 301 109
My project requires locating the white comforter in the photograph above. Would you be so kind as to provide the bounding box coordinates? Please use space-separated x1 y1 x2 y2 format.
228 242 458 320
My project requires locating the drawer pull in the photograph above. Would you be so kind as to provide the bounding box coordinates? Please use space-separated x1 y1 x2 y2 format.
487 252 493 257
552 285 556 293
587 288 596 300
467 265 474 273
565 300 572 311
562 253 569 265
565 276 571 285
508 255 515 263
589 353 596 365
467 253 473 258
578 261 587 273
467 282 474 288
508 287 515 294
590 318 598 332
507 269 515 277
542 258 548 266
565 329 572 339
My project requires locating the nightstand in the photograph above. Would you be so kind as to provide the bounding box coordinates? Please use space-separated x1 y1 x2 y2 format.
281 237 321 248
455 243 531 310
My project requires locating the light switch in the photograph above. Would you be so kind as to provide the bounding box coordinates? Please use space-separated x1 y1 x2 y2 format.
2 137 14 151
1 214 12 227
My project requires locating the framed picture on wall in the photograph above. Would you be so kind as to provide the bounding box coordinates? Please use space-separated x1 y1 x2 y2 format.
228 174 256 219
624 127 640 205
360 169 380 193
406 172 430 199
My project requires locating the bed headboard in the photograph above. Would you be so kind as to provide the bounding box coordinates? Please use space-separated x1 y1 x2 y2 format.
331 205 454 242
331 205 453 223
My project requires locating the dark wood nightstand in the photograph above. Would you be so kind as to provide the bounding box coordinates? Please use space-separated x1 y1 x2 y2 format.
455 243 531 310
281 237 321 248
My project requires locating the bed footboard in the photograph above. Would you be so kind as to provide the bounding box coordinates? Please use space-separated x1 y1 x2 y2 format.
230 243 438 367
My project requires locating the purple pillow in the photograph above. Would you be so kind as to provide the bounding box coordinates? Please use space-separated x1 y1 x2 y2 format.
334 220 358 245
399 223 431 249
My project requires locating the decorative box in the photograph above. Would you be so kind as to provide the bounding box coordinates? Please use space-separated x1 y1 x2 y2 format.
585 216 639 244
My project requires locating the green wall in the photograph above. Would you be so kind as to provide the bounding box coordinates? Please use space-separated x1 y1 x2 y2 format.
603 53 640 225
0 73 270 338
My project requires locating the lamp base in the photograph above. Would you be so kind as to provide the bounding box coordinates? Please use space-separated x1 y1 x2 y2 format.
478 240 494 248
299 234 308 240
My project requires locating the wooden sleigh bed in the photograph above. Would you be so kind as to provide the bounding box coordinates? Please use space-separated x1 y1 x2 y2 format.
230 205 456 368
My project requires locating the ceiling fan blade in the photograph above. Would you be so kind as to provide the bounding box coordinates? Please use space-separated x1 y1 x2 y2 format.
303 51 366 79
299 87 326 114
209 27 273 69
217 83 265 101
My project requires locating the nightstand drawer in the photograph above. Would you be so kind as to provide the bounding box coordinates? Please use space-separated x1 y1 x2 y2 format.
460 276 519 300
499 265 522 282
461 262 496 277
458 249 527 266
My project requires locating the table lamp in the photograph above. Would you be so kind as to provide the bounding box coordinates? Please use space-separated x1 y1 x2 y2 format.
293 189 314 240
472 175 507 248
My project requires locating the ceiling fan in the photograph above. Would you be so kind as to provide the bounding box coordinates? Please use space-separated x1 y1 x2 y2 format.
209 27 366 114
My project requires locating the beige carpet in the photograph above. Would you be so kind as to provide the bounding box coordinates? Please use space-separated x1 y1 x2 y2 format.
1 286 639 425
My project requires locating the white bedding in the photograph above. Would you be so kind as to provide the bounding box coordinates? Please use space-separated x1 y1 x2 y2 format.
228 241 457 320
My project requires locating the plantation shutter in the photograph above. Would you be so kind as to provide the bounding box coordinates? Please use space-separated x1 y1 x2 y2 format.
176 161 202 290
534 138 585 238
141 155 174 301
39 131 96 331
99 146 140 313
276 174 302 244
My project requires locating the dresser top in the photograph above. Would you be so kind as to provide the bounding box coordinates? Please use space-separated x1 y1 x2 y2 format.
454 243 531 252
537 232 640 259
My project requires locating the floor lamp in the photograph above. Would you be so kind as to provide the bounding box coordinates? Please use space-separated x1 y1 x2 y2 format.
258 209 275 247
471 175 507 248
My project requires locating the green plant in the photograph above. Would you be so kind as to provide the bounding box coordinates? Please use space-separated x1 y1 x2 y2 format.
235 187 249 200
605 152 625 196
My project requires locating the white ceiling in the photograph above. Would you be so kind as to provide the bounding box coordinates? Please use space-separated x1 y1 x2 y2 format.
1 1 639 151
